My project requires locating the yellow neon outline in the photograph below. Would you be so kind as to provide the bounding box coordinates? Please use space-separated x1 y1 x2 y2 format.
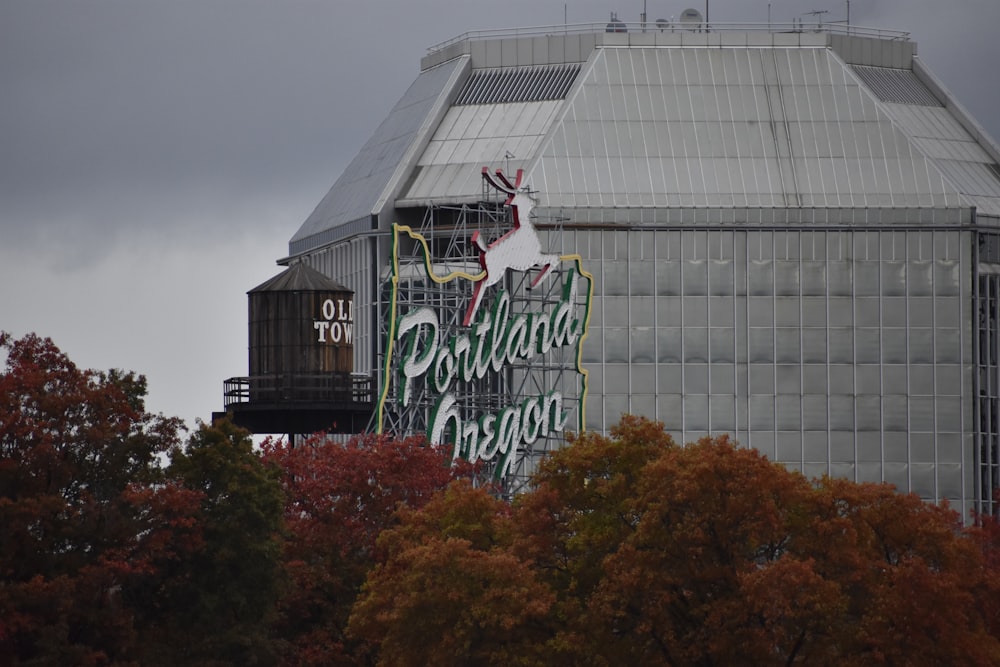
376 223 594 434
559 254 594 433
397 224 486 283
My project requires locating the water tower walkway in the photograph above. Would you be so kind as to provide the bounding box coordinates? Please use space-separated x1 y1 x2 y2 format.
213 372 375 437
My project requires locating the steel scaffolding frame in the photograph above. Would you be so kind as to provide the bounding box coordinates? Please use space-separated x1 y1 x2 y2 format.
374 183 585 496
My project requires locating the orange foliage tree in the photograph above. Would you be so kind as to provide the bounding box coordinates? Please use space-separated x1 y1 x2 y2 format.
350 415 1000 666
347 481 555 667
5 328 999 666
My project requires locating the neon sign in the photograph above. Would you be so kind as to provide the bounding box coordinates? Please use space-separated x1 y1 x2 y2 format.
377 167 593 479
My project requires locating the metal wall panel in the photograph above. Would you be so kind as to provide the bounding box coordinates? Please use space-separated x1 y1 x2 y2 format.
559 226 973 513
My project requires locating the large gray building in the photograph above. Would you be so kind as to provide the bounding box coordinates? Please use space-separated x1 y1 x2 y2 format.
281 21 1000 516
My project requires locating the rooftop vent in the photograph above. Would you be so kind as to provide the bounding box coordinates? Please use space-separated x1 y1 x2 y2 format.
454 64 581 106
852 65 942 106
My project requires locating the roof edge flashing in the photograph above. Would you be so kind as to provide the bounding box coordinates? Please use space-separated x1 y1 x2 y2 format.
532 205 973 227
420 46 472 72
287 215 374 258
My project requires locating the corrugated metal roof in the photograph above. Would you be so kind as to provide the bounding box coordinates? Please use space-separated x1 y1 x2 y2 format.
529 47 966 210
866 90 1000 216
297 35 1000 239
399 100 564 204
398 45 993 212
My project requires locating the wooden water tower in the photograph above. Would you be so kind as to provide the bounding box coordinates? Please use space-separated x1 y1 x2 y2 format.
216 263 373 437
249 262 354 388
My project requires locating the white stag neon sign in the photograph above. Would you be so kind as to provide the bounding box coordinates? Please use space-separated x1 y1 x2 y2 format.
376 166 594 480
463 167 560 327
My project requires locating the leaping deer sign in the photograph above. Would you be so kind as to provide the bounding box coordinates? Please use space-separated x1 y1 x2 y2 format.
463 167 560 327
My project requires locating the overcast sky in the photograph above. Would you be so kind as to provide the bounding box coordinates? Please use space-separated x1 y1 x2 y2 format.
2 0 998 432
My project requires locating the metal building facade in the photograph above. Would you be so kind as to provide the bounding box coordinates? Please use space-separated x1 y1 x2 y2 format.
282 23 1000 516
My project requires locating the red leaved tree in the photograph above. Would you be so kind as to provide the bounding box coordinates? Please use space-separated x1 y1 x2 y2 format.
0 332 192 665
263 433 467 665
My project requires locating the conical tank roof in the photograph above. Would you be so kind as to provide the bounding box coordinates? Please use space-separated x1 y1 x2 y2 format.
249 263 351 294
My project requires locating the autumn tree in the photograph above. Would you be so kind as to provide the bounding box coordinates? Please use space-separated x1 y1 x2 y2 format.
8 329 996 667
794 478 1000 665
531 417 1000 666
0 332 188 665
347 481 555 667
348 414 1000 666
132 418 287 666
508 414 675 660
580 432 827 665
263 433 465 665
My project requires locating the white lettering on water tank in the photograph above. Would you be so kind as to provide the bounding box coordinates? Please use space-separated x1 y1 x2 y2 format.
315 297 354 344
314 321 330 342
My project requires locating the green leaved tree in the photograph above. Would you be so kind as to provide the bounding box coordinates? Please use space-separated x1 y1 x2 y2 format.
135 418 286 666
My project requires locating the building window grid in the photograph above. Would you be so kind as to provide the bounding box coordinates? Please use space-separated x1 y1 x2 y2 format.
569 226 968 506
978 272 1000 515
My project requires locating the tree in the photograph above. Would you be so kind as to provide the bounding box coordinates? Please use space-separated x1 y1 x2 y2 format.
347 415 1000 665
0 332 186 665
528 417 1000 666
583 434 828 665
347 481 555 667
796 478 1000 665
262 433 464 665
132 418 286 666
509 415 675 661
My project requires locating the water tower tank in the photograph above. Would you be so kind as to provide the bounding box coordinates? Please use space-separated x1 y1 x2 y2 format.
248 263 354 400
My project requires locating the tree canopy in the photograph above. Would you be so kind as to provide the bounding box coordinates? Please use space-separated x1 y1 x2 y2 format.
4 333 1000 666
351 416 1000 666
0 332 187 665
262 433 465 665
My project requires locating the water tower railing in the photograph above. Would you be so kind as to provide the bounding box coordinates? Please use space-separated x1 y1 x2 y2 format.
223 373 374 407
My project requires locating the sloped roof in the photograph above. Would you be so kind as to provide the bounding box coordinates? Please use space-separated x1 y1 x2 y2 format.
854 62 1000 217
249 262 351 294
292 29 1000 253
529 46 973 211
288 56 469 256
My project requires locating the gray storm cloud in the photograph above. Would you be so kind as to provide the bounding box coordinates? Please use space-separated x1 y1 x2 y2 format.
2 0 997 427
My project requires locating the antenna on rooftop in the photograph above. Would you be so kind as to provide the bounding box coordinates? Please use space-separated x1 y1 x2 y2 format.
804 9 829 29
